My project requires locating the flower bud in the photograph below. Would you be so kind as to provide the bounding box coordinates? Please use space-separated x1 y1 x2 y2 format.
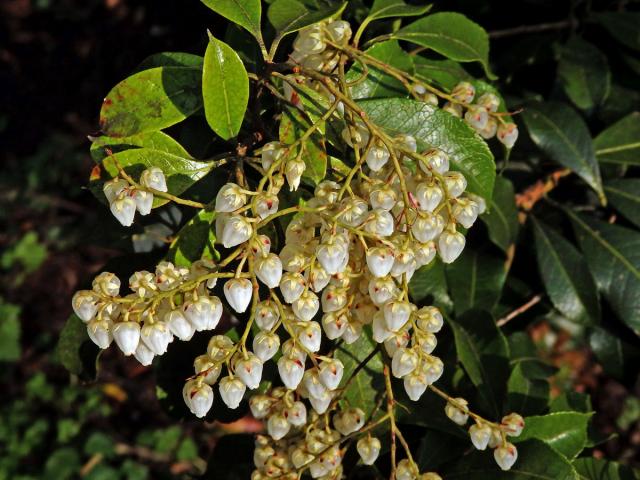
479 117 498 139
155 261 188 291
309 265 331 292
318 358 344 390
477 92 500 112
133 189 153 216
92 272 121 297
365 145 390 172
384 329 410 357
445 398 469 425
249 394 272 419
366 247 395 278
223 278 253 313
253 331 280 362
415 306 443 333
267 412 291 440
443 102 463 117
396 458 417 480
280 272 306 303
412 213 445 243
342 320 363 344
285 158 306 191
414 331 437 354
281 338 307 362
451 81 475 104
254 192 279 219
494 443 518 471
370 184 398 211
309 389 333 414
291 447 314 469
497 123 518 149
207 334 234 361
452 198 479 229
134 342 155 366
287 400 307 426
326 20 352 43
292 290 320 321
234 352 263 390
129 271 156 298
293 25 326 54
383 300 412 332
110 192 137 226
255 300 280 330
414 241 437 267
165 309 195 341
140 320 172 355
184 295 223 331
322 312 348 340
72 290 100 322
334 407 364 435
183 379 214 418
86 318 113 349
112 321 141 356
337 197 369 227
221 215 253 248
469 423 492 450
419 149 449 175
363 209 394 237
303 368 327 399
255 253 283 289
357 436 381 465
103 178 128 204
277 356 305 389
140 167 167 192
297 321 322 352
423 354 444 384
501 413 525 437
369 276 397 306
443 171 467 198
392 347 419 378
403 368 428 401
438 229 465 264
194 354 222 384
261 141 285 171
215 183 247 213
218 375 246 409
415 183 444 212
464 105 489 130
315 180 341 204
341 122 370 148
396 134 417 153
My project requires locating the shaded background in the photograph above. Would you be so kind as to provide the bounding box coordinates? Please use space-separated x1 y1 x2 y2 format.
1 0 639 478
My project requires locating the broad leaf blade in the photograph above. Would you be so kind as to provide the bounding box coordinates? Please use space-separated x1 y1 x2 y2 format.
531 217 600 325
514 412 592 459
409 260 453 312
56 315 100 380
507 362 550 416
413 57 472 90
360 98 496 201
573 457 639 480
203 35 249 140
166 209 219 268
100 67 202 137
136 52 204 72
568 212 640 335
589 326 640 380
391 12 496 79
594 112 640 165
200 0 263 44
90 131 192 163
481 176 519 252
604 179 640 228
367 0 431 21
522 102 605 203
594 12 640 51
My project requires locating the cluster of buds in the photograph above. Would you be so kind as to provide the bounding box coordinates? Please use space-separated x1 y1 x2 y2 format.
289 20 352 72
445 398 525 471
103 166 167 226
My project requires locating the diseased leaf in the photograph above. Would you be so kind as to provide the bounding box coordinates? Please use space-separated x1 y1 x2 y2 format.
594 112 640 165
449 309 510 417
90 131 192 163
200 0 263 46
573 457 638 480
99 67 202 137
531 217 600 325
568 212 640 335
514 412 592 459
391 12 495 79
360 98 495 201
203 34 249 140
594 12 640 51
166 209 219 268
481 176 519 252
409 260 453 312
507 362 550 416
367 0 431 22
523 102 605 203
557 37 610 110
56 315 100 380
604 179 640 228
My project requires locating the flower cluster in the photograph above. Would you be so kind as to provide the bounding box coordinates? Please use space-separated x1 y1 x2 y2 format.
289 20 352 72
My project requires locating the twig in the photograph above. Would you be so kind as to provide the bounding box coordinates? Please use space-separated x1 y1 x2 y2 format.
489 20 575 39
496 295 543 327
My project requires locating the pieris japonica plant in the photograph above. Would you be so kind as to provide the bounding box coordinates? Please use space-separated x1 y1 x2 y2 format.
66 1 634 478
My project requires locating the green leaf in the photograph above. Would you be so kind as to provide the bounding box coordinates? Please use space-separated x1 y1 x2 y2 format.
417 429 468 471
100 67 202 137
568 212 640 335
604 179 640 228
202 34 249 141
413 57 472 90
574 457 639 480
279 106 327 185
550 392 593 414
334 329 384 416
557 37 610 111
90 131 192 163
136 52 204 71
409 260 453 312
367 0 431 22
200 0 263 46
588 326 640 380
346 41 414 99
594 12 640 51
45 448 81 480
446 248 508 315
166 209 218 267
360 98 496 201
522 102 605 203
0 300 21 361
507 362 550 416
481 176 519 252
594 112 640 166
56 314 100 379
531 217 600 325
449 309 510 417
444 439 579 479
391 12 495 79
267 0 347 57
515 412 592 459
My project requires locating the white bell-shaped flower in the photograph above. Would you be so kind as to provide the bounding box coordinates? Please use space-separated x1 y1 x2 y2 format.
453 197 479 229
443 171 467 198
316 239 348 275
261 141 285 171
366 247 395 278
129 271 156 298
383 300 412 332
322 312 348 340
326 20 352 43
357 436 381 465
72 290 100 322
337 197 369 227
140 320 172 355
254 442 275 469
293 290 320 321
183 380 214 418
103 178 128 204
314 180 341 205
443 101 463 117
140 167 168 192
414 241 437 267
395 458 417 480
255 253 283 289
249 394 272 419
415 306 444 333
477 92 500 112
369 276 397 306
112 321 141 356
342 320 363 344
423 354 444 384
415 183 444 212
293 25 326 54
391 347 419 378
110 192 137 226
291 447 314 469
438 229 466 264
396 134 417 153
234 352 263 390
184 295 223 331
469 423 492 450
390 246 417 278
218 375 246 409
86 318 113 349
165 309 195 341
215 183 247 213
155 261 188 292
384 330 410 357
287 401 307 426
412 213 445 243
318 358 344 390
403 368 428 401
494 443 518 471
415 331 437 354
445 397 469 425
277 356 305 389
497 123 519 149
464 105 489 130
363 209 394 237
267 412 291 440
309 265 331 292
221 215 252 248
255 300 280 330
207 334 234 361
420 149 449 175
297 321 322 352
365 145 390 172
370 184 397 211
134 342 155 366
254 192 279 219
479 117 498 139
92 272 121 297
280 272 306 303
309 389 333 414
253 331 280 362
321 285 348 313
285 158 305 191
194 355 222 385
133 189 153 216
501 413 525 437
279 244 307 272
303 368 327 399
451 81 475 103
341 122 370 148
281 338 307 362
223 278 253 313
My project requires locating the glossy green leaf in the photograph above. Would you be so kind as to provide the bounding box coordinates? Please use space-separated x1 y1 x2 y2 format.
90 131 192 163
449 310 510 417
413 57 472 90
550 392 593 414
523 102 605 203
594 112 640 165
360 98 496 201
346 41 414 99
568 212 640 335
334 329 384 416
391 12 496 79
409 260 453 312
446 248 508 315
507 362 550 416
279 106 327 185
367 0 431 22
557 37 610 111
481 176 519 252
573 457 639 480
531 217 600 325
594 12 640 51
589 326 640 380
99 67 202 137
515 412 592 459
200 0 263 46
417 429 468 471
0 300 21 361
604 179 640 228
136 52 204 71
203 34 249 140
166 209 218 268
445 439 579 479
56 315 99 380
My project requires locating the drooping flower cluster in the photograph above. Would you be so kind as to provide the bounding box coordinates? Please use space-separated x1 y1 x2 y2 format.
289 19 352 72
